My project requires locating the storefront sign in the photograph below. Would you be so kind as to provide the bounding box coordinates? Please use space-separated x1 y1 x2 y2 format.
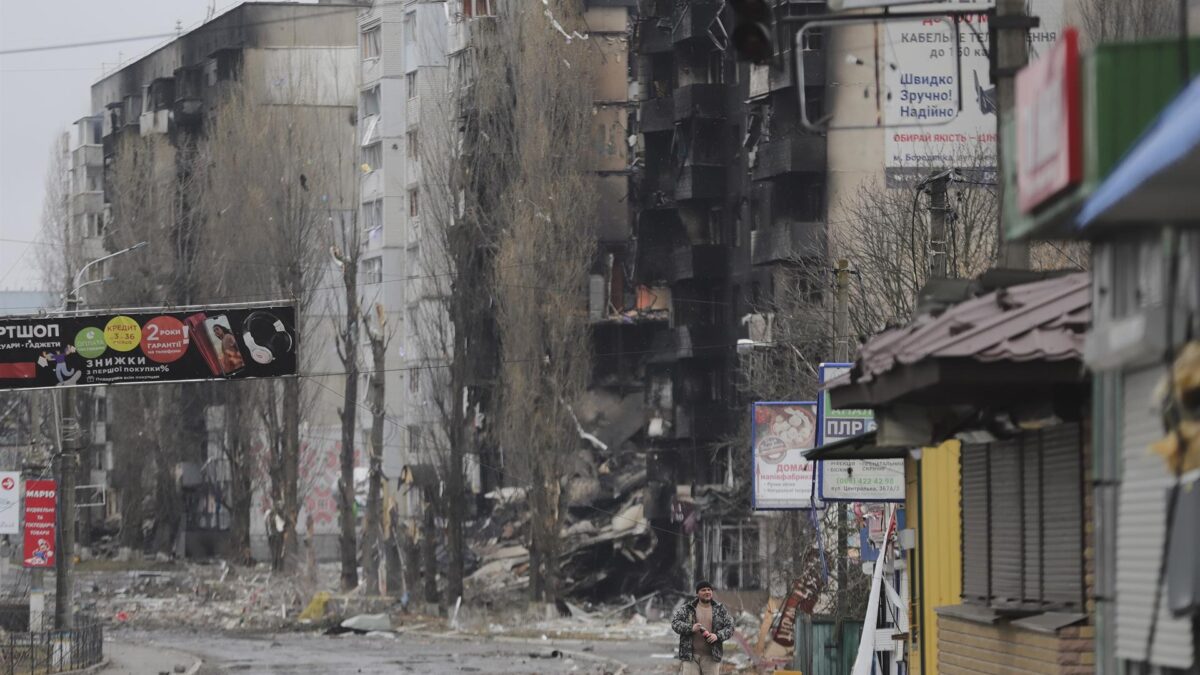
1016 27 1081 212
817 363 905 502
0 472 19 535
22 480 56 569
752 401 820 509
0 303 296 392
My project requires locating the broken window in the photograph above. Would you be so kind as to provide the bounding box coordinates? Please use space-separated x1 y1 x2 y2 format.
705 520 763 590
407 71 418 99
362 25 382 60
407 130 419 160
362 256 383 285
361 86 380 117
408 188 420 218
362 199 383 237
462 0 494 18
404 11 416 43
362 142 382 172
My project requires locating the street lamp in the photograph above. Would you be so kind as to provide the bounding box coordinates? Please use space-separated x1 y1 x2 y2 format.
54 241 147 630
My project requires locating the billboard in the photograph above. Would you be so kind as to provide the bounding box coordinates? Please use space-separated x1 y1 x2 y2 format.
883 0 1063 186
816 363 904 502
752 401 820 509
0 303 296 392
22 479 56 569
0 472 19 535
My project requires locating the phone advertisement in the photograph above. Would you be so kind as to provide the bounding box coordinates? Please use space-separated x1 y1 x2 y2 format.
0 303 296 391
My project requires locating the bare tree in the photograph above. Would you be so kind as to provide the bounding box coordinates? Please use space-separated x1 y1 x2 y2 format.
331 216 362 591
484 0 601 604
1075 0 1180 43
35 133 74 296
361 303 394 595
198 70 353 570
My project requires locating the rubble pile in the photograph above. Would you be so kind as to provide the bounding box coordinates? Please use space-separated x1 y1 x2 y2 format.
77 561 407 632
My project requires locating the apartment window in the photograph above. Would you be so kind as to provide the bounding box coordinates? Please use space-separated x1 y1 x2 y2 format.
705 521 763 590
406 72 418 99
362 256 383 285
361 25 381 60
362 143 382 172
408 188 420 218
406 130 419 160
404 11 416 43
85 214 103 238
960 423 1085 613
363 199 383 230
462 0 494 18
360 86 380 117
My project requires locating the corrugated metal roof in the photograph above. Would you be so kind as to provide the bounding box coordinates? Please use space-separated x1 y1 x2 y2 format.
852 273 1090 384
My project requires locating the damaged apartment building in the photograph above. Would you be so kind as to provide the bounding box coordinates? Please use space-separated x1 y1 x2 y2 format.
575 0 832 596
87 2 359 560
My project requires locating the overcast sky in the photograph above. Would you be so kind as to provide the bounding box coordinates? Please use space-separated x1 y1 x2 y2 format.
0 1 250 293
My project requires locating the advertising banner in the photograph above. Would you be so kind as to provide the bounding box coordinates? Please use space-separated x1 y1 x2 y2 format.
752 401 820 510
0 472 19 535
0 303 296 392
883 0 1063 187
22 479 56 569
817 363 904 502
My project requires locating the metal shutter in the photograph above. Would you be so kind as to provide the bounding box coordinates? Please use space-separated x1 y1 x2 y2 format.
1040 423 1085 611
989 437 1023 608
960 442 990 603
1115 366 1194 668
1022 432 1044 606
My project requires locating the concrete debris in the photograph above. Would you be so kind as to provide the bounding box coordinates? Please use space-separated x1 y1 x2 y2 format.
340 614 392 633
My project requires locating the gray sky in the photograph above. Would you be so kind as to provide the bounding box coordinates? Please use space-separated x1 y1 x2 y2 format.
0 1 238 292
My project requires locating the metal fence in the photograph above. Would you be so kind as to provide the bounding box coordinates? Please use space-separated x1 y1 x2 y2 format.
0 614 103 675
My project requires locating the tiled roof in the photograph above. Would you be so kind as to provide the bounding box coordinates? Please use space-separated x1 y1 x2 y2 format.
852 272 1090 384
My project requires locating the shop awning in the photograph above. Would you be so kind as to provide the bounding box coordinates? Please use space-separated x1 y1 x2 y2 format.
1078 76 1200 227
803 431 909 461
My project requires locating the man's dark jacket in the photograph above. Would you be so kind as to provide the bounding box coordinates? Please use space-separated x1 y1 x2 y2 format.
670 598 734 662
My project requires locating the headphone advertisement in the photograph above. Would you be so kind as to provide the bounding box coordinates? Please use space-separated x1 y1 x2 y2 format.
0 302 297 391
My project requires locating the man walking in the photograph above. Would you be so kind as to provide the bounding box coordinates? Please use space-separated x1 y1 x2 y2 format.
670 580 734 674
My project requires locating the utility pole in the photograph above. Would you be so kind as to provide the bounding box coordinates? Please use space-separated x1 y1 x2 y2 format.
55 241 147 630
928 174 950 279
55 312 78 630
994 0 1034 270
833 259 850 625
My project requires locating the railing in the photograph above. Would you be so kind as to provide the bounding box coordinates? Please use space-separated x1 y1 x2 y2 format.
0 615 103 675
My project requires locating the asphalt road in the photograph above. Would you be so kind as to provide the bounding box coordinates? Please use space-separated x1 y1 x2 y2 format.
107 628 682 674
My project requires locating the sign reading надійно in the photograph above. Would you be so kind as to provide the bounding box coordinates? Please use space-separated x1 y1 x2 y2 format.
816 363 904 502
0 303 297 392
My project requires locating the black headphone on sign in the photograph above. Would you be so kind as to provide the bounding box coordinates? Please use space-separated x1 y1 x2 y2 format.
242 311 294 365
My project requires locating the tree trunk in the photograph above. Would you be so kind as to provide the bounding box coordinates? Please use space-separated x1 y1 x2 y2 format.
400 521 421 602
421 498 439 604
281 377 302 571
363 337 386 596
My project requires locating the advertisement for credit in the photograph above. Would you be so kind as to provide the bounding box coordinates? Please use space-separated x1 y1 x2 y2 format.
0 303 296 392
752 402 819 509
22 479 56 569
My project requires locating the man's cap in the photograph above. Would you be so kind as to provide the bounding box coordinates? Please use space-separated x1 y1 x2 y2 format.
695 580 713 592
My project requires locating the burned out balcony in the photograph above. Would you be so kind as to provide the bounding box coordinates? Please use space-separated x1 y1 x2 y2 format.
672 1 722 44
649 323 726 364
751 220 825 266
752 135 827 180
674 83 727 121
674 165 724 201
640 17 673 53
675 400 731 440
667 244 730 283
641 96 674 134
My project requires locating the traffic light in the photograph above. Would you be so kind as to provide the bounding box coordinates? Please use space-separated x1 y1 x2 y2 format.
730 0 774 64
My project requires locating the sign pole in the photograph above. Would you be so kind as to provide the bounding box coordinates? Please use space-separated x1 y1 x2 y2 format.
995 0 1034 269
55 295 78 630
833 260 850 626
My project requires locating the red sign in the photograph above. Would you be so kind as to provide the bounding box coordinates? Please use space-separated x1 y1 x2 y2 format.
22 480 57 569
1016 27 1081 213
